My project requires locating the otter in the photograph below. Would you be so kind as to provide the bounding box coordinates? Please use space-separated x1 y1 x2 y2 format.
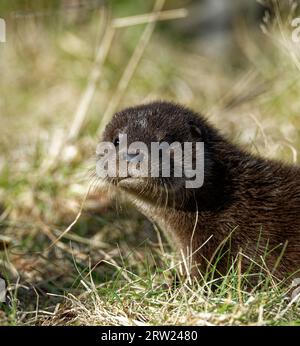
98 101 300 282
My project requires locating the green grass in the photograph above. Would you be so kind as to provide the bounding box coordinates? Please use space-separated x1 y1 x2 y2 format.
1 0 300 325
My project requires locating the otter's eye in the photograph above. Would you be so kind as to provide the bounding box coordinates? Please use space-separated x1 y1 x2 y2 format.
113 135 120 147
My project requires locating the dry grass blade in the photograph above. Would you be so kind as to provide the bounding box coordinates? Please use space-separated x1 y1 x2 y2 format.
40 9 114 172
45 183 92 252
67 20 115 142
112 8 188 28
97 0 166 135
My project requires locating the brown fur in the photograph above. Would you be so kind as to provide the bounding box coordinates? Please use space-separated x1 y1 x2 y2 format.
100 101 300 281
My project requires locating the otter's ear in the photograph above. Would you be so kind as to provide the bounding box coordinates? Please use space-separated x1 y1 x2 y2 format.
188 121 202 139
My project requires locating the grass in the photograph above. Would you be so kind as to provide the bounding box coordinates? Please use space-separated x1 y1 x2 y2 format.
1 0 300 325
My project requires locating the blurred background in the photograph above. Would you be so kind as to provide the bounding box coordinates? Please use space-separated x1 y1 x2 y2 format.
1 0 300 325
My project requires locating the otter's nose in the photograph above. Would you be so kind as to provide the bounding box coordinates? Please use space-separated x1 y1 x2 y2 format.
123 152 144 163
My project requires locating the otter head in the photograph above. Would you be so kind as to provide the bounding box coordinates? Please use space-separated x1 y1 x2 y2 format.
97 101 218 210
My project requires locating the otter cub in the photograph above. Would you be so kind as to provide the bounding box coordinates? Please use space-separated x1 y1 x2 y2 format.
99 101 300 281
